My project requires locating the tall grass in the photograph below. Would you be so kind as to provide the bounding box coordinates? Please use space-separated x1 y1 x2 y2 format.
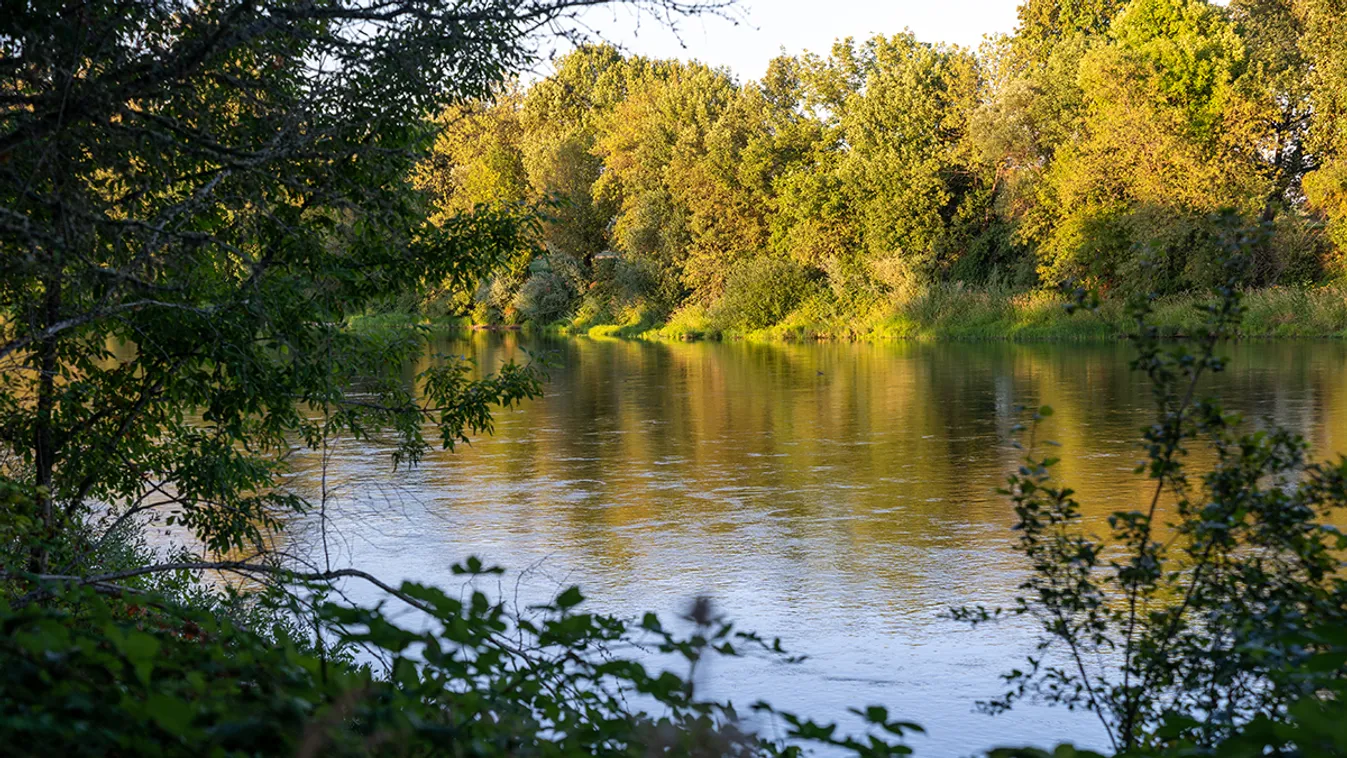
705 284 1347 342
362 285 1347 343
1239 285 1347 336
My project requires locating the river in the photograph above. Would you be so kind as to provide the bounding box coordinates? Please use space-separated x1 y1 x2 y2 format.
280 334 1347 756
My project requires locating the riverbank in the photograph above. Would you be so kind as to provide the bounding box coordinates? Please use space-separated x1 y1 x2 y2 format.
352 285 1347 342
567 285 1347 342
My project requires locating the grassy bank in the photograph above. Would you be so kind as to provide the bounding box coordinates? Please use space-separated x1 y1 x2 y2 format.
355 285 1347 343
347 311 473 335
551 284 1347 342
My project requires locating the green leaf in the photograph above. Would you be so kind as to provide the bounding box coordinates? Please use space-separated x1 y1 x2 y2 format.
556 586 584 610
147 692 195 736
118 631 160 686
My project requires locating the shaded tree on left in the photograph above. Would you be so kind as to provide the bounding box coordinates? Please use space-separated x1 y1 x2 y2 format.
0 0 728 587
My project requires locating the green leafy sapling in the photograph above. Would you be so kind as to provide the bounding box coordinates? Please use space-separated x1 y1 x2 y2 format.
955 217 1347 754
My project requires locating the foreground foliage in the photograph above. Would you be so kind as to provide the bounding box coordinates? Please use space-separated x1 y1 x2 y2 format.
0 511 923 758
958 224 1347 756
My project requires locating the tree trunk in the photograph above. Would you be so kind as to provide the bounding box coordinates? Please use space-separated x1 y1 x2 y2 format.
28 276 60 576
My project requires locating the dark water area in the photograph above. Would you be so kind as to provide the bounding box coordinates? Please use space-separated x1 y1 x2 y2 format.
283 335 1347 755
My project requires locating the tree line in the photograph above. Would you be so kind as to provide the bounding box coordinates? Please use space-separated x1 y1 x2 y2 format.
424 0 1347 333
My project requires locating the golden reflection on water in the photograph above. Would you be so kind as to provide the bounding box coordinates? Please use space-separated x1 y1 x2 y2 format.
281 335 1347 754
382 334 1347 559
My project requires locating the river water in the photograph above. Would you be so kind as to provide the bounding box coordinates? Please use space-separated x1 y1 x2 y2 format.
281 335 1347 756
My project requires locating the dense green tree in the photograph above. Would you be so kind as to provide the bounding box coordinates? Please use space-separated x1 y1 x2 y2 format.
520 45 635 270
418 93 529 221
830 35 995 284
1226 0 1331 282
593 60 764 302
1013 0 1129 65
760 55 856 275
414 92 535 316
970 34 1090 271
1231 0 1315 218
1031 0 1269 290
1299 0 1347 262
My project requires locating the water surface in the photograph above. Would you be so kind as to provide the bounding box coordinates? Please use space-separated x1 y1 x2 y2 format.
285 336 1347 755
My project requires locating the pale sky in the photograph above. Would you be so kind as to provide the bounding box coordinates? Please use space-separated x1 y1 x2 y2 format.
559 0 1024 82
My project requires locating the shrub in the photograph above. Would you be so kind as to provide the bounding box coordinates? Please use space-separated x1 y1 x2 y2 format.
868 254 923 301
1256 212 1331 286
612 257 661 306
568 292 615 332
470 298 499 326
514 269 577 324
657 303 719 340
711 257 816 332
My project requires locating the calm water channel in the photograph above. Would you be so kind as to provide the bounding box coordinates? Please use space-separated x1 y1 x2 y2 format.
283 335 1347 756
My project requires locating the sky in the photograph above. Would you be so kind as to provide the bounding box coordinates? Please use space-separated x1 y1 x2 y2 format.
557 0 1024 83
